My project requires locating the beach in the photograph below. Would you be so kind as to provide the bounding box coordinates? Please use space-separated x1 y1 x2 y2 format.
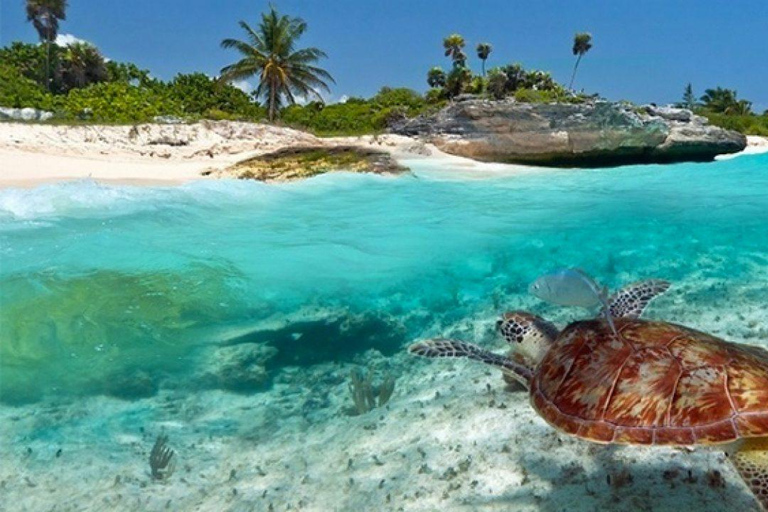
0 121 534 188
1 122 766 188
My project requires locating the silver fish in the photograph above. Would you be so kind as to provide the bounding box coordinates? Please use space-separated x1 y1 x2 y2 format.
528 268 605 308
529 268 618 335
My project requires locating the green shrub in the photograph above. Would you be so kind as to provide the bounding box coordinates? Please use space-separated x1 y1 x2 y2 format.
281 87 431 136
702 112 768 136
168 73 265 120
62 82 182 123
0 64 60 110
0 42 54 89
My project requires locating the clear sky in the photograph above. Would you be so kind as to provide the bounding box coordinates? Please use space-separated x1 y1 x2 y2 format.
2 0 766 111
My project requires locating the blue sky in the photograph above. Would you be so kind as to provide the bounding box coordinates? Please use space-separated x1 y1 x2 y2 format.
2 1 766 111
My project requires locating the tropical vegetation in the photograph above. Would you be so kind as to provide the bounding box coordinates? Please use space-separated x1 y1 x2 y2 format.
569 32 592 90
219 6 334 121
680 84 768 136
3 3 766 137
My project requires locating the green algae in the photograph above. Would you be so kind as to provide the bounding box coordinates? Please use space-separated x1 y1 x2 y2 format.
0 264 249 404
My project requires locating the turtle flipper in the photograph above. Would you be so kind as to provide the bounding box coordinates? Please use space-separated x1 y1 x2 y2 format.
730 437 768 511
408 339 533 388
606 279 670 319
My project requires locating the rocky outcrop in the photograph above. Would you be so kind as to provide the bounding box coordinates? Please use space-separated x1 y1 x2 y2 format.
0 106 53 122
219 145 410 182
391 100 747 167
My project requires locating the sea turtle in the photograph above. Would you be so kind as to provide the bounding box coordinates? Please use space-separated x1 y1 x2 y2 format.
409 280 768 510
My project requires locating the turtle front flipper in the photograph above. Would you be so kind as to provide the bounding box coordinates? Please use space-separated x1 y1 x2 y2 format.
730 437 768 511
606 279 671 319
408 339 533 388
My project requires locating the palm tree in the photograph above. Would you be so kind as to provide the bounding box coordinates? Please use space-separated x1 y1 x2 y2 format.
220 6 334 121
476 43 492 76
700 87 739 114
427 66 447 88
25 0 67 91
443 34 467 69
57 42 107 92
568 32 592 90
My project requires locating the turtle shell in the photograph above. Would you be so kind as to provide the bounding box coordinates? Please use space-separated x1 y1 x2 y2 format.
531 318 768 446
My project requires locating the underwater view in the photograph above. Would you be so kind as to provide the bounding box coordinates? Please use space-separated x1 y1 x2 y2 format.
2 153 768 511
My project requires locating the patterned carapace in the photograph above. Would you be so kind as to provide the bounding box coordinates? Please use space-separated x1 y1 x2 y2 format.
532 318 768 445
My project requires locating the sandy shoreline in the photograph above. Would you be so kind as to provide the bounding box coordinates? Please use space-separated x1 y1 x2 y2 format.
1 122 766 189
0 121 512 189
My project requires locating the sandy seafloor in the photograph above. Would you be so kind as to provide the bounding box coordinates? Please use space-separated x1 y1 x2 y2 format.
2 272 767 512
3 145 768 512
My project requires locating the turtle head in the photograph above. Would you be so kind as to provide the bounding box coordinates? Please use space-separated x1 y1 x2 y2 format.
497 311 559 366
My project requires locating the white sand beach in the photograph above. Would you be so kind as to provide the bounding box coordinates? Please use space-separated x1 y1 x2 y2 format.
0 121 568 189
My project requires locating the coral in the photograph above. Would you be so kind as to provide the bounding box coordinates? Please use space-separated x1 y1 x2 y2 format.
347 368 396 416
149 434 176 481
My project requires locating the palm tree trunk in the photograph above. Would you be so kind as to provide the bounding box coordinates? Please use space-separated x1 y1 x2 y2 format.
482 60 486 77
45 26 51 92
568 54 582 91
268 81 276 121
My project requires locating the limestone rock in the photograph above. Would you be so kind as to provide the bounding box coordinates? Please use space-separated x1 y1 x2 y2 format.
391 100 746 167
0 106 54 122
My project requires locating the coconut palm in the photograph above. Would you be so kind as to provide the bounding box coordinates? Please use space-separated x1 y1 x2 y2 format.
443 34 467 69
700 87 753 115
568 32 592 90
427 67 447 88
220 6 334 121
25 0 67 91
57 42 107 92
476 43 492 76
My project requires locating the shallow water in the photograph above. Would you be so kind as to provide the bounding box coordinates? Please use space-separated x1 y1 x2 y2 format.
1 153 768 510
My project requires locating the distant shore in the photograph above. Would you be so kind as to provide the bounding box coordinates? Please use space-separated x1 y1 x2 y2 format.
0 121 766 189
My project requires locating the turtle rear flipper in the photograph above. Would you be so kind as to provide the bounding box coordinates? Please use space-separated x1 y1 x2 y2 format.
731 437 768 511
606 279 671 319
409 339 533 388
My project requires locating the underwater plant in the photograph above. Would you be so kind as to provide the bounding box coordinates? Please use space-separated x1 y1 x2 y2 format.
149 434 176 481
347 368 396 416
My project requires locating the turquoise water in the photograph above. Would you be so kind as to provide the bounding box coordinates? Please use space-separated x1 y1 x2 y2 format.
1 153 768 406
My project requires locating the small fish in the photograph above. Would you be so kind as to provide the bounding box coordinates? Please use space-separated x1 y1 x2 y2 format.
529 268 606 308
529 268 618 335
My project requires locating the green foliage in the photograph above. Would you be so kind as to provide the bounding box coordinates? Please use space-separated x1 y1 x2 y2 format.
105 61 153 86
26 0 68 43
0 41 55 88
569 32 593 90
702 112 768 136
679 83 697 110
700 87 752 115
476 42 492 75
61 81 180 122
168 73 264 119
487 68 507 100
56 42 107 92
445 66 472 98
0 63 60 109
281 87 431 136
572 32 593 56
427 66 447 88
466 75 487 95
514 87 585 104
443 33 467 69
220 6 334 121
425 88 447 104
